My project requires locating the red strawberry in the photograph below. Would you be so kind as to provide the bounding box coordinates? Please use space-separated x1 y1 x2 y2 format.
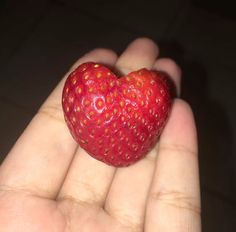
62 62 173 167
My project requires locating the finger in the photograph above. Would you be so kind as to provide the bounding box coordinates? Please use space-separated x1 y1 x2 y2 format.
0 49 118 199
153 58 182 96
104 38 160 229
58 38 159 209
116 37 159 74
146 99 201 232
57 146 116 206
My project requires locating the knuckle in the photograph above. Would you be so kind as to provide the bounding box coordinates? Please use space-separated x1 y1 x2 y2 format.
150 189 200 215
58 179 103 207
157 58 182 77
106 203 142 232
38 103 64 123
159 143 197 157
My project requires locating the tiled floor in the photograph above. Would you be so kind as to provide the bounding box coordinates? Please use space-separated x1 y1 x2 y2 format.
0 0 235 231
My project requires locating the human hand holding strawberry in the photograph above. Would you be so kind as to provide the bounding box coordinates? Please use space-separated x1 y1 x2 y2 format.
0 38 201 231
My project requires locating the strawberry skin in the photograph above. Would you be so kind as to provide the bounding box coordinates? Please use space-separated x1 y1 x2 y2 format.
62 62 173 167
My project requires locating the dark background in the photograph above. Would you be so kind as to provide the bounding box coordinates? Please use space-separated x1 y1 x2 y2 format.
0 0 235 231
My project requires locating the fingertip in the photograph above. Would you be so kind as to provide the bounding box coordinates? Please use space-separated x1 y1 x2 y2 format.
161 99 197 151
70 48 118 71
116 37 159 74
174 99 194 117
130 37 159 54
153 58 182 96
172 99 195 126
86 48 118 62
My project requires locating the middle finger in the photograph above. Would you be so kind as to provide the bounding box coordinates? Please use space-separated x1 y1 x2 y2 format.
104 38 160 228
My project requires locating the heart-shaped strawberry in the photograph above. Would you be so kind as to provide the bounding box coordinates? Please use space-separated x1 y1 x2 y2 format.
62 62 173 167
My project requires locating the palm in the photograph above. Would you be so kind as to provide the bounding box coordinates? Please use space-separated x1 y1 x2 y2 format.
0 38 201 232
0 194 116 231
1 187 146 231
0 192 64 232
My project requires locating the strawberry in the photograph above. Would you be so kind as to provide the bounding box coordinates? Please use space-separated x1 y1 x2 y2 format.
62 62 173 167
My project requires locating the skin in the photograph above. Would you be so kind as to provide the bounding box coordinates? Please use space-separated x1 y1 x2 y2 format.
0 38 201 232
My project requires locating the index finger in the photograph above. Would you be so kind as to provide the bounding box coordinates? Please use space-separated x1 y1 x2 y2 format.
146 99 201 232
0 49 118 198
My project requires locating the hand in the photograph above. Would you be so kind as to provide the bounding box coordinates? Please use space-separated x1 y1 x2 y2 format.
0 38 201 232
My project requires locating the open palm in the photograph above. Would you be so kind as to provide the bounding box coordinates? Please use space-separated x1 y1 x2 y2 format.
0 38 201 232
